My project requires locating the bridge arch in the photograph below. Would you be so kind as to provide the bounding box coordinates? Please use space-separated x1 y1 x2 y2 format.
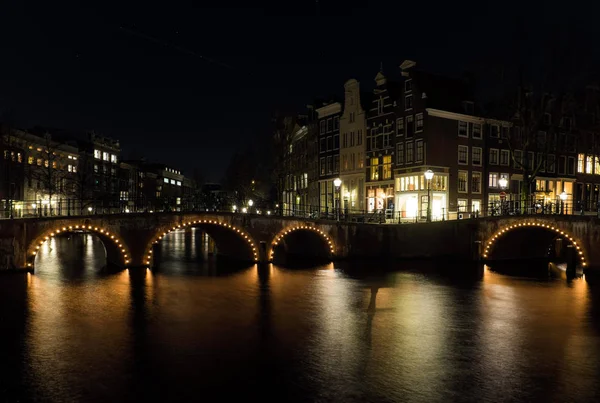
270 225 334 262
483 221 587 267
27 223 131 269
144 218 259 266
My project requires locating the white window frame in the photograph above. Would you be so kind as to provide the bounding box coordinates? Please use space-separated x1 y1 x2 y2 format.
472 147 482 166
415 113 424 133
405 95 413 110
458 145 468 165
397 143 404 165
489 148 499 165
415 139 424 163
472 123 482 139
472 171 482 194
406 141 414 163
458 121 468 137
488 172 498 188
500 149 509 166
458 170 468 193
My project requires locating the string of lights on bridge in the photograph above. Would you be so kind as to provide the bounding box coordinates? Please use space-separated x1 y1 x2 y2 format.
146 219 259 265
29 225 131 267
270 225 334 261
483 221 587 267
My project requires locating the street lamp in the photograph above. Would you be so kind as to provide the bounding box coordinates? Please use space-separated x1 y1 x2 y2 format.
232 204 237 212
88 206 93 214
560 191 567 215
499 176 508 216
499 177 508 189
333 178 342 221
248 199 254 207
424 170 434 222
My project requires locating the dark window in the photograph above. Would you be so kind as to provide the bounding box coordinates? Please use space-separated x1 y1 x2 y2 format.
405 79 413 93
405 95 413 110
491 125 499 138
406 116 414 138
416 113 424 132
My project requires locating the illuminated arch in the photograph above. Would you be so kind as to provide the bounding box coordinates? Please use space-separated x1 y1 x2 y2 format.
27 224 131 268
270 225 335 261
144 219 258 266
483 221 587 267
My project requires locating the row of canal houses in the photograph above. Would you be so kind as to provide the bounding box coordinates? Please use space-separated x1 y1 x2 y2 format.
277 60 600 221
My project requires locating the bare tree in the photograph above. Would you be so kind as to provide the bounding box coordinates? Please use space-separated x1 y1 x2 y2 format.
30 132 70 215
66 150 94 215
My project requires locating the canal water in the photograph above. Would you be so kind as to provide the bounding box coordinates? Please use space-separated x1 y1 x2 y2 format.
1 229 600 402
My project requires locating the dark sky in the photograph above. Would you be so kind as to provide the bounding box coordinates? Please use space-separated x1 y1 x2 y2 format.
1 1 598 181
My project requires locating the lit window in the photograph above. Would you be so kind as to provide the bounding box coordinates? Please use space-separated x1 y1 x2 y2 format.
68 155 73 159
68 165 73 172
457 199 468 212
94 164 99 173
370 157 379 181
170 179 175 185
489 173 498 188
577 153 585 173
164 177 169 183
176 197 181 205
94 149 101 159
586 155 593 174
110 154 117 163
102 151 109 161
28 156 34 164
72 165 77 173
177 181 181 186
382 155 392 179
458 171 468 193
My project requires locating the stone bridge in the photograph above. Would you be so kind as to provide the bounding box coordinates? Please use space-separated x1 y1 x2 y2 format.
0 212 599 272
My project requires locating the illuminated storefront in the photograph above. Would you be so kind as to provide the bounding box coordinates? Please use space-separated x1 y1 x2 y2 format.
394 172 448 221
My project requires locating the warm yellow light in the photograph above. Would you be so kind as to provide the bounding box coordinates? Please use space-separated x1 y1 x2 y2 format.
36 246 39 249
33 251 36 255
75 225 79 228
27 263 31 267
583 262 587 266
94 227 98 230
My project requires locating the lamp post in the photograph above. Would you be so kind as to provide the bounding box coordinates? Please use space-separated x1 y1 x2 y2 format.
333 178 342 221
88 206 93 215
499 176 508 216
424 170 434 222
560 191 567 215
248 199 254 214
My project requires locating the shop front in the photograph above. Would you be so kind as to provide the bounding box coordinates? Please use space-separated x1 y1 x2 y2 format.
394 172 448 222
366 182 394 220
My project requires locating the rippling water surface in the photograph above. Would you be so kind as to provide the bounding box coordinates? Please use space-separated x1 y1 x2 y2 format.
1 230 600 402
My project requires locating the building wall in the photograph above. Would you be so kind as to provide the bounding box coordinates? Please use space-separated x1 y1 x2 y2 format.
365 72 396 217
317 102 341 215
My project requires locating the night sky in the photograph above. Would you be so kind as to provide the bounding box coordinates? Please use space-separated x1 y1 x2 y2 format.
1 1 598 181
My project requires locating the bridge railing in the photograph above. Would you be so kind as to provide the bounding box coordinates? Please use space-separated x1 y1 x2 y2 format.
0 198 590 223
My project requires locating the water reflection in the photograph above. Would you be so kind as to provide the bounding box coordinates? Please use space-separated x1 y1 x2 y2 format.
1 231 600 401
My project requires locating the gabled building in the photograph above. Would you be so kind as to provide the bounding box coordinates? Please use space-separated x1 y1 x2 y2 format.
316 101 342 216
339 79 369 214
365 70 399 218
